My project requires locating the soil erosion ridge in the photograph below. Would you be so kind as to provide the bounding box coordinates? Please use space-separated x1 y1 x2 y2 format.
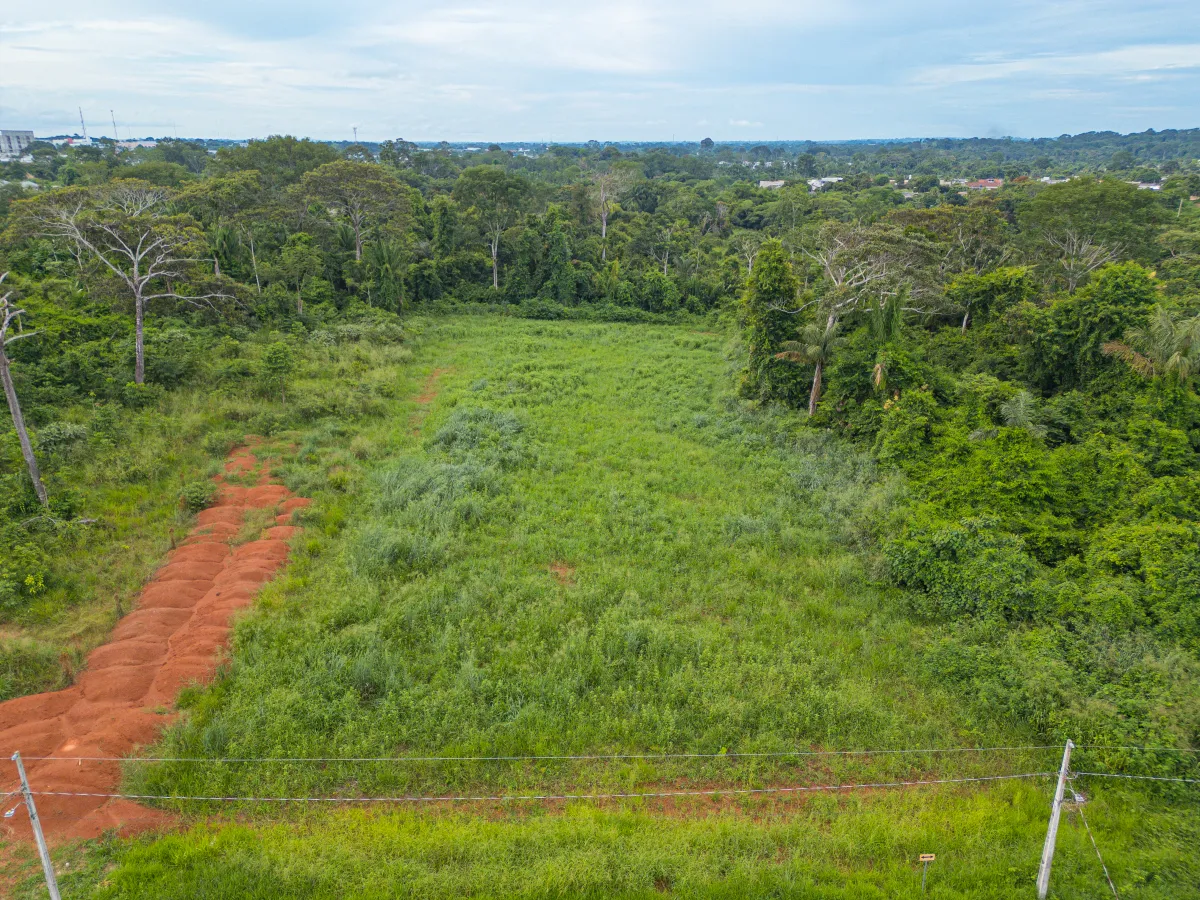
0 444 309 844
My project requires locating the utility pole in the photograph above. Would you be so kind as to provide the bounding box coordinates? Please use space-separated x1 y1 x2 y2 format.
1036 740 1074 899
111 110 119 142
10 752 62 900
78 106 88 141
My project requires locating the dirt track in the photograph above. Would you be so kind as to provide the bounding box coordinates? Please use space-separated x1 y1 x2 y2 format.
0 445 308 844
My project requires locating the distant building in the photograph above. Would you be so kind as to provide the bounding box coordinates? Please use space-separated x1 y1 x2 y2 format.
807 176 844 192
1128 181 1162 191
49 135 93 148
758 180 785 190
0 130 35 159
966 178 1004 190
116 140 158 151
1039 176 1069 184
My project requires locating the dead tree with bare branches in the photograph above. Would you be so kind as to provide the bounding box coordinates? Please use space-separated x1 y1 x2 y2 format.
1045 230 1120 292
21 181 233 384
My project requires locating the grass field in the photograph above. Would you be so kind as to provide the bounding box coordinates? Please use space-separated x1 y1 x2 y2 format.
7 315 1198 898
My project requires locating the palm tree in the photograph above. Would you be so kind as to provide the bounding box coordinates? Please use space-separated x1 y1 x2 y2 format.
1102 305 1200 385
1000 390 1047 438
775 318 840 415
364 240 407 311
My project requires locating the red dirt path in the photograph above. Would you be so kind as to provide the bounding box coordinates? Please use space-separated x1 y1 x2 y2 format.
0 445 309 845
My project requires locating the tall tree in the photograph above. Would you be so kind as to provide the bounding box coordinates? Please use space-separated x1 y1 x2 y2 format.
775 317 841 416
279 233 324 315
210 135 338 190
0 274 48 507
22 181 228 384
453 166 532 289
590 168 634 261
298 161 408 262
1103 305 1200 386
741 240 803 402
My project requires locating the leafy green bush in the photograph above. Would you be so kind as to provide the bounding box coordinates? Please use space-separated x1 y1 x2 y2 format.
346 524 444 578
180 480 218 513
885 516 1039 621
35 421 88 454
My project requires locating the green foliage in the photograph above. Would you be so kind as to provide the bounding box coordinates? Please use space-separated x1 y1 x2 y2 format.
739 240 805 403
260 341 296 401
179 480 217 513
1022 262 1158 392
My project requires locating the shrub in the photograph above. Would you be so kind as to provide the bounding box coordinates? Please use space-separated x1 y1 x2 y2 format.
347 524 444 579
260 342 296 402
429 407 528 467
180 480 218 513
885 516 1040 621
120 381 165 409
35 422 88 454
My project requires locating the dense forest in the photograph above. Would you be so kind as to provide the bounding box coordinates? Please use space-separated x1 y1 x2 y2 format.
2 128 1200 766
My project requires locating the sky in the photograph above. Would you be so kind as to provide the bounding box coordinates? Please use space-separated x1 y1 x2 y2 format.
1 0 1198 142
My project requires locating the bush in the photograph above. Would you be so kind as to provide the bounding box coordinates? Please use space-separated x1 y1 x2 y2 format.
885 516 1040 621
120 381 165 409
347 524 444 578
35 422 88 454
180 480 218 512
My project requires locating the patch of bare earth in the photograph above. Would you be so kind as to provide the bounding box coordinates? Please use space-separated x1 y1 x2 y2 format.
0 443 309 847
410 367 451 435
549 562 576 586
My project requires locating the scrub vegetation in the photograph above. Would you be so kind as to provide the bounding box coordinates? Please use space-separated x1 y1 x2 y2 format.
2 131 1199 896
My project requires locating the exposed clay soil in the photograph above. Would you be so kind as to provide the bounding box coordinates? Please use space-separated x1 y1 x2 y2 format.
414 367 450 405
548 562 576 586
0 444 308 845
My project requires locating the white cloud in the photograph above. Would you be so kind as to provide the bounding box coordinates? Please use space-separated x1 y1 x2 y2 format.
0 2 1197 140
912 42 1200 86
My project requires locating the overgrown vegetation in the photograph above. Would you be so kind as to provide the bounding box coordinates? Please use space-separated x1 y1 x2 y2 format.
2 130 1200 896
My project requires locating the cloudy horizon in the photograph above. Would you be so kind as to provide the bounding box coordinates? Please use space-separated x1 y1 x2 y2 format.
1 0 1198 143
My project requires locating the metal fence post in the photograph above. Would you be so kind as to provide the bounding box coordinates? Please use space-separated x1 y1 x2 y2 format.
11 752 62 900
1036 740 1074 899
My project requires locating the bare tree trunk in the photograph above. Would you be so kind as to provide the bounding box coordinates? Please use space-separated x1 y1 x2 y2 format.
297 287 303 316
491 235 500 289
808 360 823 417
213 254 221 277
961 308 970 333
134 295 146 385
248 232 262 295
663 248 669 276
601 210 608 262
0 351 48 506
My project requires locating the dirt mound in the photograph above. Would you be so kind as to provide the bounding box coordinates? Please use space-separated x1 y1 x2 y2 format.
0 444 309 845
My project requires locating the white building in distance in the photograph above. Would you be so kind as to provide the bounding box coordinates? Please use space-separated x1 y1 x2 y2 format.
0 130 35 159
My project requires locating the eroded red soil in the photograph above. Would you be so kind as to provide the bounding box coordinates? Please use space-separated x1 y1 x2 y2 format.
0 445 308 845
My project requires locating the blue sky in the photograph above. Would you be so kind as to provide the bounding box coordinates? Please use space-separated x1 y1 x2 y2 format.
1 0 1198 141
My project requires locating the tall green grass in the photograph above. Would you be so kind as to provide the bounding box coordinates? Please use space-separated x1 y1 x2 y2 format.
7 316 1196 897
12 781 1197 899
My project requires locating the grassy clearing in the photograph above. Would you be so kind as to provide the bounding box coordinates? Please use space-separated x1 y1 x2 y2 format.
11 781 1198 899
139 317 1007 797
6 315 1197 897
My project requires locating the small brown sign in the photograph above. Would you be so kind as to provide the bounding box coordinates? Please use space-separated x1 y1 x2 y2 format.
919 854 936 862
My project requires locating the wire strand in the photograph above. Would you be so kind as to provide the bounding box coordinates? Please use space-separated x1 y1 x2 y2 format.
6 745 1061 764
1074 746 1199 754
1070 780 1120 899
24 772 1054 804
1075 772 1200 784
